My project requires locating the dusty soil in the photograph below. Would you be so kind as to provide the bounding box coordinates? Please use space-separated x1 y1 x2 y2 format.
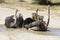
0 3 60 40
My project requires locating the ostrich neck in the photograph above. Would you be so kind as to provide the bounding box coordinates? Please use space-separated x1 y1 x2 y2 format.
46 5 50 27
11 10 18 26
14 10 18 24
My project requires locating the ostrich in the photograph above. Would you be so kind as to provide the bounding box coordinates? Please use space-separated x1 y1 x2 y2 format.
24 5 50 31
5 10 24 28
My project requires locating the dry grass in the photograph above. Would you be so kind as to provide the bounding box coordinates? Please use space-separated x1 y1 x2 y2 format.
0 2 60 10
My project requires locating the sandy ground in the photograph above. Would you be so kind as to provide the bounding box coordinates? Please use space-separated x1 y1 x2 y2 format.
0 6 60 40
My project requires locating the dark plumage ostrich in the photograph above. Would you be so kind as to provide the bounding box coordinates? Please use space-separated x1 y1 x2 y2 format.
24 5 50 31
23 18 34 28
24 18 34 25
5 10 24 28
